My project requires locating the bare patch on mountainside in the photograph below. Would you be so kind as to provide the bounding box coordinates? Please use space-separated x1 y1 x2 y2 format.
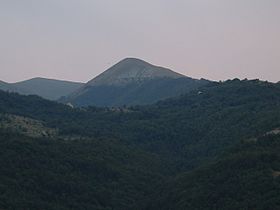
272 170 280 178
266 128 280 136
0 114 57 138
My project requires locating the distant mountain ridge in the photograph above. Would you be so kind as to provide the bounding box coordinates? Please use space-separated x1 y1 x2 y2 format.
0 78 84 100
62 58 209 107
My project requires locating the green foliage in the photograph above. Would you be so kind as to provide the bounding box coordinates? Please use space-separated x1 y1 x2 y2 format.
0 131 166 210
148 134 280 210
1 79 280 209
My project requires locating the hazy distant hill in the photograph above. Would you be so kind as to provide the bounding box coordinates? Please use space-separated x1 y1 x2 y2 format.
0 81 13 91
0 78 83 100
62 58 209 107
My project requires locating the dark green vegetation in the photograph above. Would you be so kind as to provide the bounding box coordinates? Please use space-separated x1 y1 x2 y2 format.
0 131 166 210
0 77 83 100
62 58 208 107
148 134 280 210
1 79 280 209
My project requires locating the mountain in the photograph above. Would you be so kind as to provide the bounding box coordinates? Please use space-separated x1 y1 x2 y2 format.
0 80 13 91
87 57 184 86
1 79 280 209
62 58 209 107
0 78 83 100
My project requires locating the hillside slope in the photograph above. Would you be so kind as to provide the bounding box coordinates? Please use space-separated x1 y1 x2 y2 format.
87 57 184 86
0 78 83 100
0 80 13 91
62 58 208 107
1 79 280 209
148 133 280 210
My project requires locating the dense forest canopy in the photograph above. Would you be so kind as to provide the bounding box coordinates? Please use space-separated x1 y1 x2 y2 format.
0 79 280 209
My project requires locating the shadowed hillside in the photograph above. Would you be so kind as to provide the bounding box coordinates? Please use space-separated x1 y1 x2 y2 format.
0 79 280 209
62 58 208 107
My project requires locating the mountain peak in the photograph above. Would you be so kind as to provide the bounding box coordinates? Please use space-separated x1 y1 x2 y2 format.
87 58 185 86
62 58 208 107
120 57 149 63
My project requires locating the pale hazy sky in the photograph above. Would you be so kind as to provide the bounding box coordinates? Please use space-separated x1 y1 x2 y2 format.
1 0 279 83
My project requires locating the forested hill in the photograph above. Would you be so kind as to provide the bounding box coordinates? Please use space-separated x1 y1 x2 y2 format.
1 79 280 167
148 133 280 210
1 79 280 209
